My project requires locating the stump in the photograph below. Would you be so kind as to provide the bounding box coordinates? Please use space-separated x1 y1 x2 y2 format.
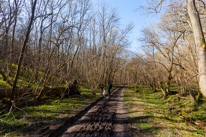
66 79 80 96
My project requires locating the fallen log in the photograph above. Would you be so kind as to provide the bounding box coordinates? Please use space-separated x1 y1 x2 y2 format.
0 87 75 99
0 88 33 99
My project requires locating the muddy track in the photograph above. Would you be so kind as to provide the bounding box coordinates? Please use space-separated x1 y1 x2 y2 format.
48 86 133 137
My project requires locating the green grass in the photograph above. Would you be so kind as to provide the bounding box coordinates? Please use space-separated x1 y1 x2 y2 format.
124 86 206 137
0 61 66 88
0 86 103 136
0 75 11 88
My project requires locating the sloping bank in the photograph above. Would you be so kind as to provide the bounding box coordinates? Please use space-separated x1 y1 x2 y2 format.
0 86 117 136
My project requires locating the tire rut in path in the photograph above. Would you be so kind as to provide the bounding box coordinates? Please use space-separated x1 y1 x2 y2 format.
59 86 131 137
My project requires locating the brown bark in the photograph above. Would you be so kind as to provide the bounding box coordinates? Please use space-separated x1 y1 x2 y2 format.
160 82 167 99
10 0 37 102
35 58 71 102
165 81 170 94
9 0 18 75
189 89 197 106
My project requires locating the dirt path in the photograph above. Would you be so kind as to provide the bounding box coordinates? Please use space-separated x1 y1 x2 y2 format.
49 86 134 137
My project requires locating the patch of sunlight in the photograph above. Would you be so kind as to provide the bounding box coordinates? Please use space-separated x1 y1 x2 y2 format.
131 112 136 116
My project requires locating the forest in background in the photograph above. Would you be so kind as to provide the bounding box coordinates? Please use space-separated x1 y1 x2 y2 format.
0 0 132 102
127 0 206 105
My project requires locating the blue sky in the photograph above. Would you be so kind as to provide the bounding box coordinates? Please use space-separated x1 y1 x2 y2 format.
91 0 160 54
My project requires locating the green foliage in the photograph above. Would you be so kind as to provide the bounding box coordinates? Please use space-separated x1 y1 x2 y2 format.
169 86 177 91
0 75 11 88
52 100 61 104
195 131 205 135
170 129 177 135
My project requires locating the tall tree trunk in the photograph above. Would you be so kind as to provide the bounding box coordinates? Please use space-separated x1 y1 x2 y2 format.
189 89 197 106
10 0 37 103
160 82 167 99
165 81 170 94
2 27 10 68
188 0 206 98
35 31 43 81
9 0 18 76
161 88 167 99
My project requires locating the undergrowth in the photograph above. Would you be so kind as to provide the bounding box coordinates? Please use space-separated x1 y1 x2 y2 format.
0 61 65 88
124 86 206 137
0 86 103 136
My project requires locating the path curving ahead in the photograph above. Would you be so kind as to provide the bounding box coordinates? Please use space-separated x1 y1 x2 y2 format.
50 86 132 137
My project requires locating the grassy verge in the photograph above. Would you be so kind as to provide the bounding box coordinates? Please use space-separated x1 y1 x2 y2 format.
0 61 65 89
0 86 103 136
124 86 206 137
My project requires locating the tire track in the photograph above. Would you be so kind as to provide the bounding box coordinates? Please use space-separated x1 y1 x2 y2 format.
52 86 133 137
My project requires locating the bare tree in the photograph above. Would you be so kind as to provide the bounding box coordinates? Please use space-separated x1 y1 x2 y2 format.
187 0 206 97
140 0 206 99
11 0 37 104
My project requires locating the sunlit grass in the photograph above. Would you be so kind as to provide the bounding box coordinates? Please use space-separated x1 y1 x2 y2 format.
0 61 65 88
124 86 206 137
0 86 104 136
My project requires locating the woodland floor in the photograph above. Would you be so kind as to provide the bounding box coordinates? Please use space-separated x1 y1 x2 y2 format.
124 86 206 137
2 86 205 136
0 85 137 137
